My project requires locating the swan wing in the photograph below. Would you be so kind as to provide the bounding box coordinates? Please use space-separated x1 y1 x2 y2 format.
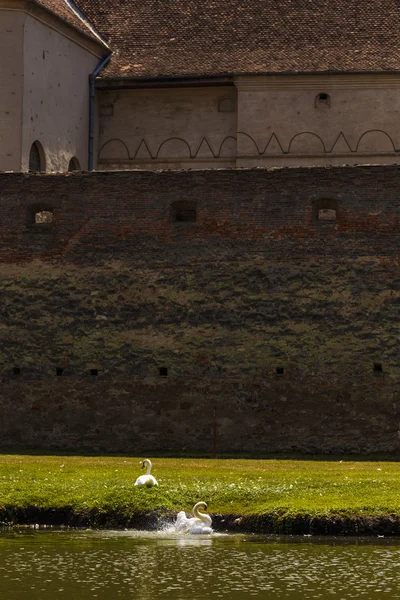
135 475 158 487
175 512 190 532
134 475 147 486
188 518 213 534
175 511 187 523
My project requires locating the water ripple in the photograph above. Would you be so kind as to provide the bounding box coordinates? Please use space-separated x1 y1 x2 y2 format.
0 530 400 599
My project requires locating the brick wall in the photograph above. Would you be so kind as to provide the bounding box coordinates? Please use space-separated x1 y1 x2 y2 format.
0 165 399 262
0 166 398 453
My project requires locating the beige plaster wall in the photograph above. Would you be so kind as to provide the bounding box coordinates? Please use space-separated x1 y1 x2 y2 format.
235 75 400 167
0 9 24 171
21 13 101 172
97 87 237 170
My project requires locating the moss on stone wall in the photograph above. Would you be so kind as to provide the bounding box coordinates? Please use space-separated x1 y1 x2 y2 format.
0 253 397 452
0 256 397 378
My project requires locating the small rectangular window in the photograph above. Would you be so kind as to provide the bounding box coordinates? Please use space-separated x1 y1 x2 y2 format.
318 208 336 221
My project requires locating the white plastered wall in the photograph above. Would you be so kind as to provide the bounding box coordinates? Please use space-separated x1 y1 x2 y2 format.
21 12 101 172
97 86 237 170
0 9 24 171
235 75 400 167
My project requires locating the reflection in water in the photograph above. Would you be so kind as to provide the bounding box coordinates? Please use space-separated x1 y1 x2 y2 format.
0 529 400 599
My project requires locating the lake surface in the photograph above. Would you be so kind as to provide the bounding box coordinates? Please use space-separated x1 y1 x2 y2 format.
1 528 400 599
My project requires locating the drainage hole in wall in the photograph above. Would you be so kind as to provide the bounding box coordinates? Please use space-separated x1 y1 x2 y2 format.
159 367 168 377
12 367 21 376
56 368 64 376
373 363 383 374
90 369 99 376
276 367 285 375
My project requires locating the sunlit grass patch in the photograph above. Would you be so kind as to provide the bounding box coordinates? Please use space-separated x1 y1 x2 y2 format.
0 455 400 528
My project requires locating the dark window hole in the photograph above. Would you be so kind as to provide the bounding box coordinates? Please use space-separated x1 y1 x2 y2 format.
90 369 99 376
159 367 168 377
315 93 331 107
276 367 285 375
373 363 383 374
56 368 64 376
176 210 196 222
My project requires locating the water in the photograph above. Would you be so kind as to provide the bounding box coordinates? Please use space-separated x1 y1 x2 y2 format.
1 528 400 599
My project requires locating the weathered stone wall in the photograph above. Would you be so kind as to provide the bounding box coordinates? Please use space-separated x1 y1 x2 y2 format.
0 166 398 453
0 165 399 262
98 86 237 170
0 8 24 171
21 12 102 172
96 74 400 171
235 74 400 168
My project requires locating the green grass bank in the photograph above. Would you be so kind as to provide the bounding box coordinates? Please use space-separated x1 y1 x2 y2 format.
1 455 400 535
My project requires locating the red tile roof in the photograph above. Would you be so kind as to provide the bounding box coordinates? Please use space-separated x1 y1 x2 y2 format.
72 0 400 79
31 0 106 46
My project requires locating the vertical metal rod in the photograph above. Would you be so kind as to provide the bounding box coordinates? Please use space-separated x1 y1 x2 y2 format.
88 54 112 171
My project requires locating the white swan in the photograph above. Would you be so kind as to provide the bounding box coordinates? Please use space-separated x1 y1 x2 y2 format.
175 501 213 534
134 459 158 487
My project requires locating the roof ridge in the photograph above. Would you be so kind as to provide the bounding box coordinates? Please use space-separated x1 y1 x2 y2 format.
63 0 110 48
30 0 108 47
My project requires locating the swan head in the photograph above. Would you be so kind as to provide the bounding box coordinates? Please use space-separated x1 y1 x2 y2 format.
139 459 153 474
193 501 208 512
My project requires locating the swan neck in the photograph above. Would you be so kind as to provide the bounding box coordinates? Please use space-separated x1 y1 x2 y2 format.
144 460 152 475
193 503 207 523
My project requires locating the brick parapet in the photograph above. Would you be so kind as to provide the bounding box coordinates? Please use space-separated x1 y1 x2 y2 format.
0 166 399 262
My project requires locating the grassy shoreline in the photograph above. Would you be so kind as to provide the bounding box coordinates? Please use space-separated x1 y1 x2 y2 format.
1 455 400 535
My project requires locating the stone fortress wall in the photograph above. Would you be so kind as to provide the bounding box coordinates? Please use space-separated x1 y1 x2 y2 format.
0 166 398 453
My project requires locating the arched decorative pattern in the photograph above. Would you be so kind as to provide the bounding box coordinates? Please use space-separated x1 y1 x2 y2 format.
97 129 400 164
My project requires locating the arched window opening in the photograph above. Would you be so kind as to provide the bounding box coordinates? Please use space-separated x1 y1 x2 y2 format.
34 210 53 224
68 157 80 171
315 93 331 108
29 141 45 172
314 199 338 223
171 200 197 223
